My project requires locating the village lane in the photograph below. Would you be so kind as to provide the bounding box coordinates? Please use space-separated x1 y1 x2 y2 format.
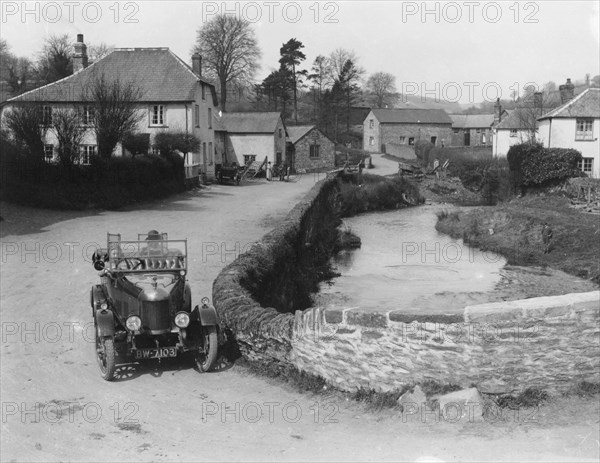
1 171 598 463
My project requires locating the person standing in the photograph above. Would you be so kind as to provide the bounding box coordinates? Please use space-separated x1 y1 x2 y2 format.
541 222 553 254
266 162 273 181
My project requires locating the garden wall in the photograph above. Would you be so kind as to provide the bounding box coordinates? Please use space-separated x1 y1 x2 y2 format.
212 176 600 395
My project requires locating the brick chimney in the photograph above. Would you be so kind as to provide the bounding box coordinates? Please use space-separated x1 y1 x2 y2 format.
73 34 88 73
559 78 575 104
494 98 502 124
192 54 202 76
533 92 543 116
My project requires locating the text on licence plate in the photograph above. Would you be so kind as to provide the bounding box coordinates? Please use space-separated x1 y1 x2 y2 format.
135 347 177 359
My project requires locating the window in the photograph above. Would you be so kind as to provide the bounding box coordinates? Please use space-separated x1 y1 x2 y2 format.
78 145 96 165
201 84 206 100
44 144 54 162
369 136 374 146
399 136 406 144
202 142 207 165
244 154 256 165
150 105 164 126
309 145 320 158
476 129 481 133
81 105 94 126
576 119 593 141
453 129 460 134
150 146 160 155
208 108 212 129
578 157 594 174
208 142 213 165
41 106 52 126
278 128 282 138
369 119 374 129
430 136 437 145
510 129 518 137
408 137 415 145
194 105 200 127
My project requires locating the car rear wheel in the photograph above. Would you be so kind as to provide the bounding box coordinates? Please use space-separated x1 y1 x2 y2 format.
96 333 116 381
194 325 218 372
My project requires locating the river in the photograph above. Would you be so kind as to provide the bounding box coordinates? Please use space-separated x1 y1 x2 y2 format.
315 204 597 314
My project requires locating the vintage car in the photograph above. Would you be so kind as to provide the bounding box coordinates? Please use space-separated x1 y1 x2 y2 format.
215 162 242 185
90 232 220 381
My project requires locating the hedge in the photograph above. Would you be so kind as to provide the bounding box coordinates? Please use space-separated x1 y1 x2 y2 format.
0 142 186 210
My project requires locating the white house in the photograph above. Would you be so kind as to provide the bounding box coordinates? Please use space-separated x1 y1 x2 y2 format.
1 34 219 181
213 112 287 167
492 108 538 157
537 88 600 178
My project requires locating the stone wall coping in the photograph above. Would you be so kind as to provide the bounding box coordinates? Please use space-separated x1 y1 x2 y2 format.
308 291 599 329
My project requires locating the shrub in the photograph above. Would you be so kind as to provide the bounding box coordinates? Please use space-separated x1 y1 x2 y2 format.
122 132 150 156
153 130 200 155
507 143 583 190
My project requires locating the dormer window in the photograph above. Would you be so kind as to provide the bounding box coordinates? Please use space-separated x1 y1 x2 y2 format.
150 105 165 126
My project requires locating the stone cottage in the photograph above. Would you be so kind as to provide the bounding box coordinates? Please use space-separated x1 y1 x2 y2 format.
286 125 335 172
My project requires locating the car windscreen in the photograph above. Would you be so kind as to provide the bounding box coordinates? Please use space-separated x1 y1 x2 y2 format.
107 240 187 271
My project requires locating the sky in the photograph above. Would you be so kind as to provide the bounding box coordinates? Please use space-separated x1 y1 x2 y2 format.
1 0 599 105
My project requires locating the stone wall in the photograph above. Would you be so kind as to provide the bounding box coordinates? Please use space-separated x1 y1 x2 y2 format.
291 292 600 394
213 178 600 395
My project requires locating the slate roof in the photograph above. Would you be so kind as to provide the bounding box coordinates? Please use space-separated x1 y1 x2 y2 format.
538 88 600 120
5 48 217 105
495 109 538 130
449 114 495 129
370 108 452 124
287 126 315 144
214 112 282 133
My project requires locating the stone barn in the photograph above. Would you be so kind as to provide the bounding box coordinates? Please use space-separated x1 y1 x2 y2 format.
363 108 453 154
287 126 336 172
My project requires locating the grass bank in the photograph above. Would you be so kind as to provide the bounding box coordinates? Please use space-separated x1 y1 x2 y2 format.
436 195 600 284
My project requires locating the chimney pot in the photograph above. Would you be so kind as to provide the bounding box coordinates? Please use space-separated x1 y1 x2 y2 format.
192 54 202 76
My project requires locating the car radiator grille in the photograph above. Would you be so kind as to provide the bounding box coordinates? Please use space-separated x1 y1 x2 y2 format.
141 300 171 332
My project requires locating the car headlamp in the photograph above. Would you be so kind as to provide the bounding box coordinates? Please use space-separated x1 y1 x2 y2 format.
174 312 190 328
201 297 210 306
100 302 108 311
126 315 142 331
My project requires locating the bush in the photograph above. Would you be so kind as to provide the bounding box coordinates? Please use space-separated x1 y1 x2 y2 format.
431 147 510 204
339 174 423 216
122 132 150 156
507 143 583 190
153 130 200 155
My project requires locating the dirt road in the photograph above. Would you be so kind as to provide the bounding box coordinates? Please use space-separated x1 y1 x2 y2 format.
1 168 599 462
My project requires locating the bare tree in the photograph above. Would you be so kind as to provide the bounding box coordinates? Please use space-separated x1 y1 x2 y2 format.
83 73 145 159
52 108 86 167
35 34 73 84
87 43 114 63
365 72 399 108
193 15 261 111
328 48 363 81
3 103 48 161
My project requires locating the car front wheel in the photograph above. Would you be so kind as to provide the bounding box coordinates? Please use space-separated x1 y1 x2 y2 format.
96 333 116 381
194 325 218 372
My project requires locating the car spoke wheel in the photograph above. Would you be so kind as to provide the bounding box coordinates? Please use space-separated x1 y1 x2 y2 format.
96 333 116 381
194 325 218 372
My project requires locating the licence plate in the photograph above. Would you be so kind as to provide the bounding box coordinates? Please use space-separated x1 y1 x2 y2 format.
135 347 177 359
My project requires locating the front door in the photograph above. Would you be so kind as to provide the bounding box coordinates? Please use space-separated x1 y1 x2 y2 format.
464 131 470 146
